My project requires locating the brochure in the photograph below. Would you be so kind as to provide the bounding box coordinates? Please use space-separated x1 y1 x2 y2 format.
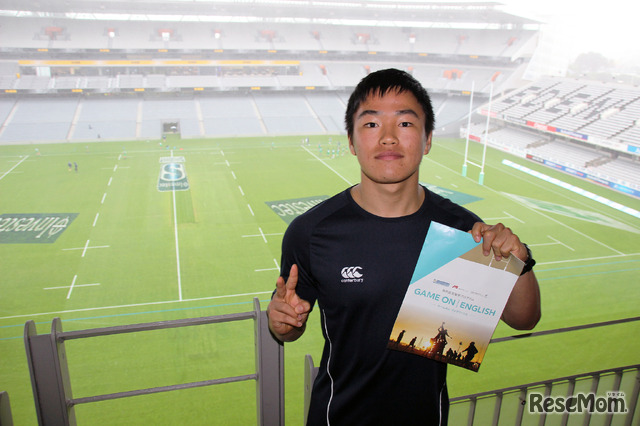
387 222 524 372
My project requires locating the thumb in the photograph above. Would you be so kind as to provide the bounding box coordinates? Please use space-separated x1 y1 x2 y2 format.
470 222 488 243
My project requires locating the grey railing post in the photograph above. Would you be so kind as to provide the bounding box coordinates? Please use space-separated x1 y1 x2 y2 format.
582 374 601 426
560 379 576 426
0 391 13 426
50 318 76 424
603 369 623 426
254 298 284 426
491 391 502 426
25 300 283 425
538 383 552 426
515 388 527 426
625 369 640 426
466 396 476 426
24 320 74 426
303 354 319 424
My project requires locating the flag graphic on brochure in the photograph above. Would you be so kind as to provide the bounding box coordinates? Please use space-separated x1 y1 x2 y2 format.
388 222 524 372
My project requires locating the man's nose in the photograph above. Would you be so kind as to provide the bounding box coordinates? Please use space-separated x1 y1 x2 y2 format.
380 129 398 145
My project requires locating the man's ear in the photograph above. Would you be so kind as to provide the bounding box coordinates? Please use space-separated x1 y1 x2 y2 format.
349 135 357 155
424 131 433 155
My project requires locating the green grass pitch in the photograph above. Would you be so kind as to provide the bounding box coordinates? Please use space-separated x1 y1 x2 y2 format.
1 135 638 425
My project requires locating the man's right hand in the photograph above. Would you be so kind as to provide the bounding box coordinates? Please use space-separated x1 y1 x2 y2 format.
267 264 311 342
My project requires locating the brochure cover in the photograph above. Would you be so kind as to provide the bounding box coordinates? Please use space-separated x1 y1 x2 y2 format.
388 222 524 372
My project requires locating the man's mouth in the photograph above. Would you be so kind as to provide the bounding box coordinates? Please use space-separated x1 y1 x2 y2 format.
375 151 403 160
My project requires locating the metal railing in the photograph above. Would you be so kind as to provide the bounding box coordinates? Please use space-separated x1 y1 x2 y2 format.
448 317 640 425
24 298 283 426
449 364 640 426
302 358 639 426
0 391 13 426
24 302 639 426
303 316 640 425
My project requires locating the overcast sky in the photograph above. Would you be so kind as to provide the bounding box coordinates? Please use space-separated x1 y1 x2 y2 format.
500 0 638 65
379 0 638 65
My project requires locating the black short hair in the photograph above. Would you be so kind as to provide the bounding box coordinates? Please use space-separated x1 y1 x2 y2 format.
344 68 435 138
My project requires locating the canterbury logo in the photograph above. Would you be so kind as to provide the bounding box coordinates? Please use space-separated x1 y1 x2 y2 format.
341 266 363 279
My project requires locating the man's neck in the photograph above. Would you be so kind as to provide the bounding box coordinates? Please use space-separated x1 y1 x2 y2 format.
350 179 425 218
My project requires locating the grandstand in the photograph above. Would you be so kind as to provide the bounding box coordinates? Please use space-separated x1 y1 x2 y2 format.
1 1 639 425
0 1 637 198
466 78 640 196
0 0 543 145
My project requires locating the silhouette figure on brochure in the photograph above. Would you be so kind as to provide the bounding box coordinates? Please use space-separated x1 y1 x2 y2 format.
427 322 450 358
388 321 482 371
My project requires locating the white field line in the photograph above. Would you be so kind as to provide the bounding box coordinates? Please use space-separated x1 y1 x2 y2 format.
242 232 283 239
62 245 110 252
433 143 640 232
536 252 639 266
502 211 525 224
247 204 254 216
6 254 639 320
66 275 78 299
0 155 29 181
546 235 575 251
256 258 280 273
423 155 626 255
45 283 100 290
0 291 274 321
171 164 183 302
484 212 524 224
503 159 640 219
81 239 91 257
302 145 353 185
258 227 268 243
505 197 624 255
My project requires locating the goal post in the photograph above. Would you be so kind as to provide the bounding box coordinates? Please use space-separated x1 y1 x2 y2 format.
461 81 493 185
161 121 181 144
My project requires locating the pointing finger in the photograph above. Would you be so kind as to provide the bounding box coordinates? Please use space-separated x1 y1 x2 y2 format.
285 264 299 291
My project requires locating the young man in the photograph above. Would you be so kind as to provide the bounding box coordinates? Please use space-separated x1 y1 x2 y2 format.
267 68 541 425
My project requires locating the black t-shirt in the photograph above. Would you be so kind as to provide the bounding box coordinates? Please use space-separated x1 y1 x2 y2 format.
280 186 481 425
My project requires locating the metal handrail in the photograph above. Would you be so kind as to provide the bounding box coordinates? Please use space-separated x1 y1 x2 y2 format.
303 316 640 425
0 391 13 426
489 316 640 344
450 365 640 426
24 297 284 426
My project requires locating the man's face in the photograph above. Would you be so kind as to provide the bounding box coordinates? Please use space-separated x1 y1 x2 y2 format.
349 89 432 186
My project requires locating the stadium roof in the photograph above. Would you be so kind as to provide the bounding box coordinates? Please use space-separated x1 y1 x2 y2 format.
1 0 540 28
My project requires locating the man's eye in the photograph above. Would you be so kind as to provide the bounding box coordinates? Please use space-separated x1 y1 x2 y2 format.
399 122 412 127
364 122 378 128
